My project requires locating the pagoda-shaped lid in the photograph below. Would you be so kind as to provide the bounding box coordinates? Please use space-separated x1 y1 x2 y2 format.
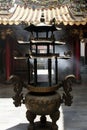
25 13 59 32
25 23 58 32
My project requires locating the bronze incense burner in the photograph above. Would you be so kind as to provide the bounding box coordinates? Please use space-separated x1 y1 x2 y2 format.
9 21 75 130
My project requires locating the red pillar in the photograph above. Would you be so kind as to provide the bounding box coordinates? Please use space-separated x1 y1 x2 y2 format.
74 36 81 83
5 36 14 80
10 37 15 74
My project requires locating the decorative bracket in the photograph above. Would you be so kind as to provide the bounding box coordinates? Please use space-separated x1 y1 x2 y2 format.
9 75 27 107
61 74 76 106
9 74 75 107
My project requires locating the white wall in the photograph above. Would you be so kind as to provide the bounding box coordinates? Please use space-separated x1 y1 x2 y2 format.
81 42 85 56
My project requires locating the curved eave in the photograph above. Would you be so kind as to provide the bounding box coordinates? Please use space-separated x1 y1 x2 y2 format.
0 5 87 26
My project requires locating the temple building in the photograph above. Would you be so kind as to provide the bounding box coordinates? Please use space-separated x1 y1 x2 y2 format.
0 1 87 130
0 0 87 83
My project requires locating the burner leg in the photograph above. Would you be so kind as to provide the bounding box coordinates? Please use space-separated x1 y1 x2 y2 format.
50 110 60 130
26 110 36 130
40 115 46 125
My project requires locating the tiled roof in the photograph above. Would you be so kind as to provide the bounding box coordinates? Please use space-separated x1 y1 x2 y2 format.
0 5 87 25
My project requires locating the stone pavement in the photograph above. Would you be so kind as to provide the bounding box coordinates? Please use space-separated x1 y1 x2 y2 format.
63 77 87 130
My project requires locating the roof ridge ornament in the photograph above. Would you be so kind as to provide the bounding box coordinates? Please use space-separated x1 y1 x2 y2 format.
40 12 45 23
67 0 87 17
15 0 59 8
0 0 16 14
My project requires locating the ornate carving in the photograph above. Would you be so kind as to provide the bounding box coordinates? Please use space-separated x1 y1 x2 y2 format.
61 74 76 106
9 75 27 107
9 74 75 107
16 0 58 8
25 92 61 115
